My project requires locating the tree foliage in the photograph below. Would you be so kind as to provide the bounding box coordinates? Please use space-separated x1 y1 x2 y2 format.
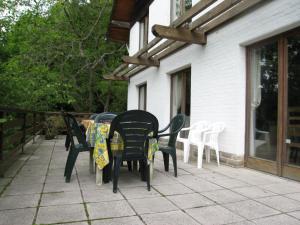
0 0 127 112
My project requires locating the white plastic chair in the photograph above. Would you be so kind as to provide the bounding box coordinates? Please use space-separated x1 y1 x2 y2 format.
177 121 210 165
203 122 225 167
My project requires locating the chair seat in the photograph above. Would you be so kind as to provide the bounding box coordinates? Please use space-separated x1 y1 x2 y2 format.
159 146 175 154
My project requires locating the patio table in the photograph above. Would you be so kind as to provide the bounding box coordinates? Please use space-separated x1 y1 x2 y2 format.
81 119 94 129
86 122 158 185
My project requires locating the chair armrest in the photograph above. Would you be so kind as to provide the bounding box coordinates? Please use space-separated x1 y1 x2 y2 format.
158 123 171 133
181 127 191 131
157 132 177 139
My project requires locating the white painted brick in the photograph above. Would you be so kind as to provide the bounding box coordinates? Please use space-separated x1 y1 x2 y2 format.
127 0 300 156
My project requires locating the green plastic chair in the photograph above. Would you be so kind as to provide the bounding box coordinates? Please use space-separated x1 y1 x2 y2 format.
157 114 186 177
107 110 159 193
62 112 90 182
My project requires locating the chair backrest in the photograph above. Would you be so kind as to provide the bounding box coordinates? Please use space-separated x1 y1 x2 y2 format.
89 114 98 120
62 112 88 148
188 121 210 142
109 110 158 159
168 114 186 147
207 122 225 146
210 122 225 133
95 112 117 123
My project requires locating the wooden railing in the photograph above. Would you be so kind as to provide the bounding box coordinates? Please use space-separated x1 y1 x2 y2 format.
0 107 92 176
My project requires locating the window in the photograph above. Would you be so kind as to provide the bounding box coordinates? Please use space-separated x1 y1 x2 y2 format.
171 68 191 127
139 14 149 49
171 0 192 22
138 84 147 110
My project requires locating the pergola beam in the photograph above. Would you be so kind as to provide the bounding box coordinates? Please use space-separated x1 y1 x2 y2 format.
152 25 206 45
106 0 264 80
122 56 160 67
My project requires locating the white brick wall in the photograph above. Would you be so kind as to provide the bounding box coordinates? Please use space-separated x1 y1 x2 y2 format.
127 0 300 157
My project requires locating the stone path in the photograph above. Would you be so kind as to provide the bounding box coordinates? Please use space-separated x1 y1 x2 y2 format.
0 136 300 225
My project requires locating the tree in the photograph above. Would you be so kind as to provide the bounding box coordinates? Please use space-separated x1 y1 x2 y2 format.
0 0 127 112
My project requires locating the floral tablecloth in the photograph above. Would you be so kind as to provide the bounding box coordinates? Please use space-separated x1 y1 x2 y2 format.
86 122 158 170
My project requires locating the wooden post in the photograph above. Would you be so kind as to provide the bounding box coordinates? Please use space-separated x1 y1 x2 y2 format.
21 113 26 153
33 113 36 143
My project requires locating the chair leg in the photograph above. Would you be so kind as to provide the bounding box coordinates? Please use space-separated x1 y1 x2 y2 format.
162 152 169 171
197 143 204 169
146 162 150 191
205 147 210 163
183 142 190 163
139 160 146 181
65 149 79 182
113 156 122 193
133 160 138 171
171 152 177 177
127 161 132 171
215 148 220 166
89 148 95 174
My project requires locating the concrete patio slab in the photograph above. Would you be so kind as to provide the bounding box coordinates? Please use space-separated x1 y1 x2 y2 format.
167 193 214 209
128 196 178 214
153 183 194 196
82 188 124 203
141 210 200 225
224 199 280 220
231 186 277 199
40 191 83 206
86 200 135 220
186 205 244 225
36 204 87 224
0 208 36 225
119 186 161 199
0 194 40 210
91 216 144 225
252 214 300 225
0 137 299 225
202 189 248 204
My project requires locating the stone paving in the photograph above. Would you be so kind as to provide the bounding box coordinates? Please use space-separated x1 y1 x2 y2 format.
1 136 300 225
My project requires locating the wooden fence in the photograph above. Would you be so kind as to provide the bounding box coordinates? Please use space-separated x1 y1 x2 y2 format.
0 107 92 177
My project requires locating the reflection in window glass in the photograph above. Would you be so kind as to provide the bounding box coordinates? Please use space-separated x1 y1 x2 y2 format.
249 42 278 161
287 36 300 166
171 69 191 128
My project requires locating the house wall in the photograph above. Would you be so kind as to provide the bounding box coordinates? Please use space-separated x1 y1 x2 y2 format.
127 0 300 163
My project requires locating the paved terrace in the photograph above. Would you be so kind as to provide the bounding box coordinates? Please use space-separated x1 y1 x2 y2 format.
0 137 300 225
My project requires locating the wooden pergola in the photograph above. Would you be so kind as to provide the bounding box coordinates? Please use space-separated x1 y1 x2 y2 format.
104 0 264 81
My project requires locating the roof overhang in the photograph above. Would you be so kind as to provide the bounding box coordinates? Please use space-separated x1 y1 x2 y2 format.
107 0 154 43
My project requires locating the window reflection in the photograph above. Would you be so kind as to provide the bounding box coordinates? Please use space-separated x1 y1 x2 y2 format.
249 42 278 161
287 36 300 166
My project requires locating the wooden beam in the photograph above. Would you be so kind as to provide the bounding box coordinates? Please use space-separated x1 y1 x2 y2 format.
109 0 264 80
190 0 242 30
200 0 264 33
122 56 160 67
110 20 130 29
113 0 216 77
152 25 206 45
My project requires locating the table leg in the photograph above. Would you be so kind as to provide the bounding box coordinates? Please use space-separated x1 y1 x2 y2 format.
150 161 153 181
89 148 95 174
96 167 103 186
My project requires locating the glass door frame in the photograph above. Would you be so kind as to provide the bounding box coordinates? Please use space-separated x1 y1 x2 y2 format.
245 27 300 181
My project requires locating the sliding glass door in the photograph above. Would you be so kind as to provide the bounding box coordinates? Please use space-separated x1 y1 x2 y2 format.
246 27 300 181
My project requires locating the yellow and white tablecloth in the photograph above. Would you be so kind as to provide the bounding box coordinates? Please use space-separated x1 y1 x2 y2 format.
86 122 158 184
